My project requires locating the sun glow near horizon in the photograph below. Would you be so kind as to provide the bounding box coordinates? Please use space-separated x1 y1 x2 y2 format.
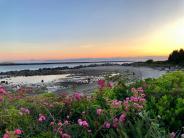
129 17 184 57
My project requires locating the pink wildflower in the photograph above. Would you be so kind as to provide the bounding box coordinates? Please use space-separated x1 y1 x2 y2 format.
132 97 139 102
64 120 69 125
107 81 113 88
130 96 134 101
124 106 129 111
123 100 129 106
58 121 63 126
73 92 82 100
133 103 139 108
131 87 137 93
78 119 89 128
62 133 71 138
38 114 46 122
170 132 176 138
20 107 30 115
82 121 89 128
0 96 3 102
137 105 144 109
58 128 63 135
113 118 119 128
119 113 126 123
112 100 122 108
96 108 103 116
98 80 105 89
140 93 146 98
14 129 23 135
104 121 111 129
125 97 130 101
3 132 10 138
50 121 54 126
78 119 83 126
0 86 6 94
139 98 146 102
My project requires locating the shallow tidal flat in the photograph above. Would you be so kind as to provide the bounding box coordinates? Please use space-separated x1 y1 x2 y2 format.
0 65 166 94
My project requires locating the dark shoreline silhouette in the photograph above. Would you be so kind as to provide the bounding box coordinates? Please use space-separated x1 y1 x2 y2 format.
0 63 126 77
0 60 132 66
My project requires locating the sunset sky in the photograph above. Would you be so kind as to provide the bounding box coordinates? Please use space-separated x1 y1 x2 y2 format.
0 0 184 61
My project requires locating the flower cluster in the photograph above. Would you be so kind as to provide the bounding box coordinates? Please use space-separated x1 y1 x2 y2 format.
119 113 126 123
78 119 89 128
0 86 7 102
19 107 30 115
123 87 146 111
101 88 145 130
50 120 71 137
103 113 126 129
3 129 23 138
98 80 106 89
98 80 113 89
0 86 7 94
73 92 82 100
42 101 54 108
112 100 122 108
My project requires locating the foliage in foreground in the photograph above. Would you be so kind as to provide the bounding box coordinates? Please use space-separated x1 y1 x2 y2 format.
132 71 184 131
0 71 184 138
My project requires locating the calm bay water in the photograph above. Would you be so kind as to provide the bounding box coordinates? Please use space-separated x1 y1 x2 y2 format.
0 57 167 73
0 62 127 73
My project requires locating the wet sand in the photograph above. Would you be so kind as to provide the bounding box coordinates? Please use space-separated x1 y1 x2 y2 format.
50 66 166 94
1 65 166 94
71 66 166 79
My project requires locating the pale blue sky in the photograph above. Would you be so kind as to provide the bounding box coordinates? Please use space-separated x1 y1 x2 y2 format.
0 0 184 60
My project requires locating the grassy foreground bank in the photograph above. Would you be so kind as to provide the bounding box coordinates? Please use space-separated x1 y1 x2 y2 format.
0 71 184 138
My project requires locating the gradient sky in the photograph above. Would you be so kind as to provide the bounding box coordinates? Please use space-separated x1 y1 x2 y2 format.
0 0 184 61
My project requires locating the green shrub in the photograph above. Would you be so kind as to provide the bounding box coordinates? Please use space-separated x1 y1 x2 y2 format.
1 71 184 137
137 71 184 131
104 80 131 100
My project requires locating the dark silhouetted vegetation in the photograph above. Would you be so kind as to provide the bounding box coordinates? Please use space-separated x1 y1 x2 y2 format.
168 49 184 64
145 59 154 64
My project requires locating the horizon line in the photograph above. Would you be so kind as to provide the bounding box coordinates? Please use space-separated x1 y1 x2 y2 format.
0 56 168 63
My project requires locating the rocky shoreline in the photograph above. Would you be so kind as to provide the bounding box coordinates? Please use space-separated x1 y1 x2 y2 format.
1 61 181 77
0 63 122 77
0 65 168 95
1 60 183 95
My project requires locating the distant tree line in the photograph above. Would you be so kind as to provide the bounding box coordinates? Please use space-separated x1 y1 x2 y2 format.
168 49 184 64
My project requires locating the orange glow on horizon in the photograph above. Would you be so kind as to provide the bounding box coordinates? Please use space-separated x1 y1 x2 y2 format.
0 18 183 61
0 43 172 61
